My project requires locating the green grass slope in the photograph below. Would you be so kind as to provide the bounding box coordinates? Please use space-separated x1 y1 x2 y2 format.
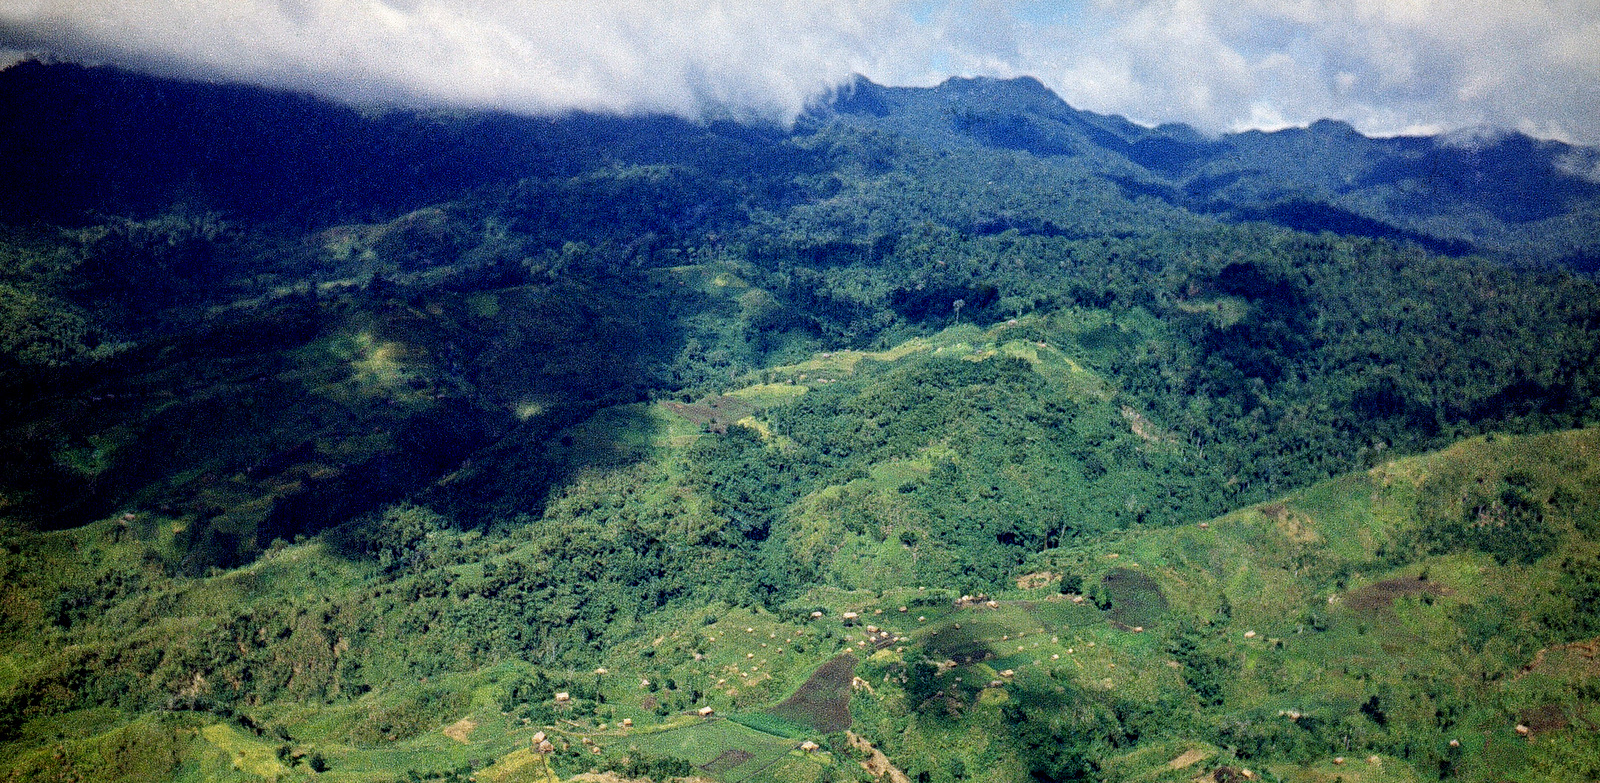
848 427 1600 783
2 401 1595 782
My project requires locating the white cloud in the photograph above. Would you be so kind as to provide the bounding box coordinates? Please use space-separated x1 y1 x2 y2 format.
0 1 910 121
894 0 1600 144
2 0 1597 144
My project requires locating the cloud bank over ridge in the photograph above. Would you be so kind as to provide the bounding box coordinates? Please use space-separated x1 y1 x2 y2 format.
2 0 1597 144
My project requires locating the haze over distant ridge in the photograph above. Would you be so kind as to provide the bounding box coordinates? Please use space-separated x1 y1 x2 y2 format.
2 0 1598 145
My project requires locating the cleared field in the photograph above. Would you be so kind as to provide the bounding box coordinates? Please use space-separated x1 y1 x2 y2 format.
767 653 856 733
623 718 799 782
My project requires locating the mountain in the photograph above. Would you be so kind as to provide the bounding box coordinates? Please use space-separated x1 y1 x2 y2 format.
0 61 1597 782
819 75 1600 264
5 63 1599 262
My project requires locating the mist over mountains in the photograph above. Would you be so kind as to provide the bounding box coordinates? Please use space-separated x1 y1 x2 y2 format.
7 0 1599 147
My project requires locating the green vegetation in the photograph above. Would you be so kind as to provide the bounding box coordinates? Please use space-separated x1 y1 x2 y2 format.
1 62 1598 781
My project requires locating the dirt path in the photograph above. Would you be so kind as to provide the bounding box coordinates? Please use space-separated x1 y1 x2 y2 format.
1517 635 1600 680
847 731 910 783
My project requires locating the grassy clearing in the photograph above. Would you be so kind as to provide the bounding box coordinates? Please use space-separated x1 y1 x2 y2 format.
199 723 289 779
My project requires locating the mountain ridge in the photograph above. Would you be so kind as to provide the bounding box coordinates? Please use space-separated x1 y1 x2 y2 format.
813 73 1600 262
4 62 1599 265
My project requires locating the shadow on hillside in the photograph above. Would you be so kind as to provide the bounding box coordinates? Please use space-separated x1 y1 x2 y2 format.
5 274 684 574
0 60 827 229
409 401 665 525
276 278 684 569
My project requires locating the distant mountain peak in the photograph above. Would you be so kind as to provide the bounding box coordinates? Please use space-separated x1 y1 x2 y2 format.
1305 118 1361 137
931 74 1068 108
935 74 1054 94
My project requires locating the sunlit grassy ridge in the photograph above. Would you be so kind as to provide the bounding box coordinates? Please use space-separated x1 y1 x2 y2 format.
844 428 1600 783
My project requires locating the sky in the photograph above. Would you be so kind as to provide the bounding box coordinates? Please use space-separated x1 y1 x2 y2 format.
2 0 1598 145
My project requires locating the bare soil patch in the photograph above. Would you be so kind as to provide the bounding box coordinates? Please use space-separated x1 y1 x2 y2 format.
1016 571 1054 590
660 396 756 433
699 749 754 775
1166 748 1209 770
768 653 857 733
442 718 476 743
1519 703 1569 733
1345 576 1451 612
1259 502 1288 521
1102 568 1167 628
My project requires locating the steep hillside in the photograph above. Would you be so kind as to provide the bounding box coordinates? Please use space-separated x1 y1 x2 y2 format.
1 388 1595 781
1 61 1598 782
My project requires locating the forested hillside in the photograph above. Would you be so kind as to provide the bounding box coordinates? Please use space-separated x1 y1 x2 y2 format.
0 61 1597 782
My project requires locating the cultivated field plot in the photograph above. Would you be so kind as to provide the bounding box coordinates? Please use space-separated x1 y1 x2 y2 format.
767 652 857 732
624 717 801 782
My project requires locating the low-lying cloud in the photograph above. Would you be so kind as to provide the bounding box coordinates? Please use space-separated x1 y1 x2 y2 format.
3 0 1597 144
998 0 1600 144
